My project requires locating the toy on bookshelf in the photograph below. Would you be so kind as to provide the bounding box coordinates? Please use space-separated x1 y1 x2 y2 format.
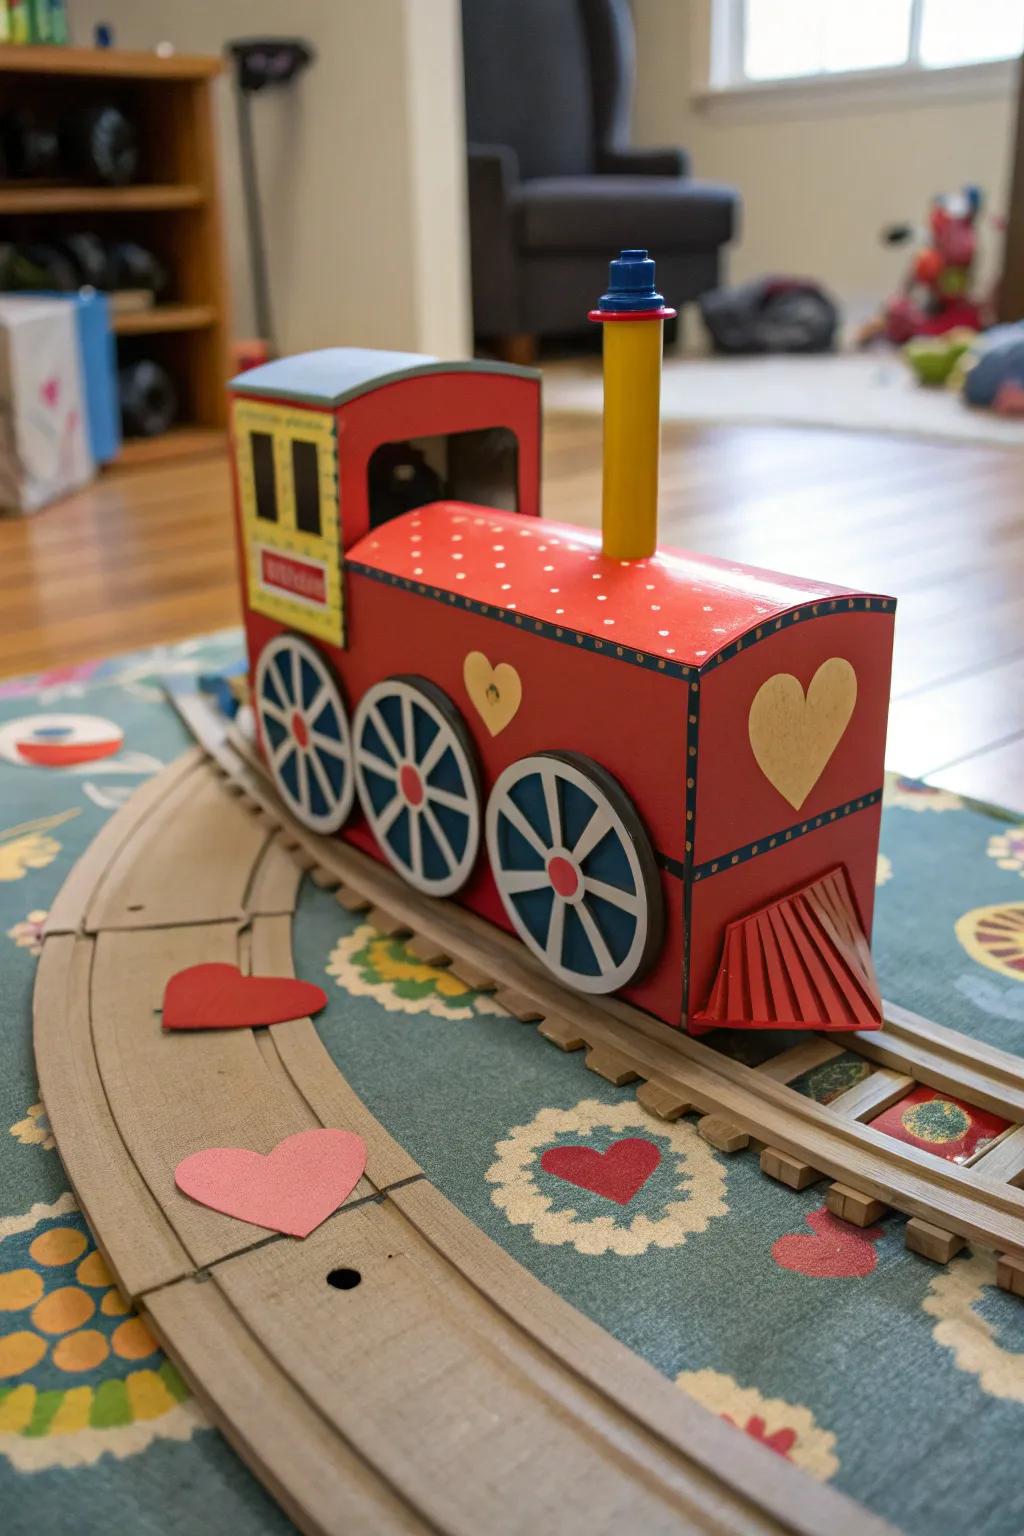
227 248 895 1034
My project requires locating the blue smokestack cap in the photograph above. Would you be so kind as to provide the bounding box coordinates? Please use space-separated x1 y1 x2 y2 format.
596 248 666 313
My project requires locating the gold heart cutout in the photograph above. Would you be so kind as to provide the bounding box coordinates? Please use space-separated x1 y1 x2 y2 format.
463 651 523 737
748 657 857 811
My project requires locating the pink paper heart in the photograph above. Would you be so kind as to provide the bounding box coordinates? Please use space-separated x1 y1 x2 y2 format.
175 1128 366 1237
41 376 59 408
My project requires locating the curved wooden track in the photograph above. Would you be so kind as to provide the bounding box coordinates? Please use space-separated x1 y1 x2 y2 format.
47 678 1024 1535
33 729 897 1536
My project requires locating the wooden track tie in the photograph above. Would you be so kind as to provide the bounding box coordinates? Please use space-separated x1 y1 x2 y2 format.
761 1148 823 1192
826 1183 889 1228
309 865 341 890
905 1218 965 1264
536 1015 585 1052
585 1045 640 1086
447 958 498 992
336 884 371 913
698 1115 750 1154
635 1081 692 1121
997 1253 1024 1297
404 933 452 966
366 907 409 938
494 988 545 1022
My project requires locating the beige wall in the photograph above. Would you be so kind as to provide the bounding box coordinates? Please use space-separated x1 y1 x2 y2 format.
72 0 471 358
631 0 1015 320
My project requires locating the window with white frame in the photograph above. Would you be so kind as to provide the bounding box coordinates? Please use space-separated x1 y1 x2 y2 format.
722 0 1024 87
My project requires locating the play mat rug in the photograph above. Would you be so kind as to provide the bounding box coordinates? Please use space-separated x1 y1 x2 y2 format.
3 631 1024 1536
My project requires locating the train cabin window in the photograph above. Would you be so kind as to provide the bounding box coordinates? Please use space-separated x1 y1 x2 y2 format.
367 426 518 530
251 431 278 522
292 439 322 536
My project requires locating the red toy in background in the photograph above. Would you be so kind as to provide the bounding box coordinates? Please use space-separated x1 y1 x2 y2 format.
874 185 993 345
228 250 896 1036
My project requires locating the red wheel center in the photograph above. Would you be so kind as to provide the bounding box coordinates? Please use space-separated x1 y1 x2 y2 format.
547 855 579 898
399 763 424 807
291 710 309 749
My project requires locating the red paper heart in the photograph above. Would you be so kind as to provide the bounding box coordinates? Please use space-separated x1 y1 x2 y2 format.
41 376 59 408
175 1128 366 1237
540 1137 660 1205
162 963 327 1031
772 1206 882 1279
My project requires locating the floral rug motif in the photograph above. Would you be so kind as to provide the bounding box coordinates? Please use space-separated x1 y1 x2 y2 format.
2 634 1024 1536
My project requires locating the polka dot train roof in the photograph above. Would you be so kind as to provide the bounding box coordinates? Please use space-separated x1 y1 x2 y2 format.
348 503 890 666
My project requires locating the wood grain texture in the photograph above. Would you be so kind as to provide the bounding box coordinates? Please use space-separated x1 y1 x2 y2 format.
88 922 371 1270
208 1184 879 1536
3 412 1021 808
85 760 268 931
249 912 421 1189
44 750 202 936
34 743 898 1536
146 1277 428 1536
33 934 191 1299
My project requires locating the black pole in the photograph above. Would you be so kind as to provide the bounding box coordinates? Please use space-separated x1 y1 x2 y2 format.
233 77 276 357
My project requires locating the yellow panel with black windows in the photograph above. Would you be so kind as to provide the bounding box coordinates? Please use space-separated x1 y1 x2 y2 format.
232 398 344 648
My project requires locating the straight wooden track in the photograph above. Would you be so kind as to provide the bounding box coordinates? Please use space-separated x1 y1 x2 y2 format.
33 713 894 1536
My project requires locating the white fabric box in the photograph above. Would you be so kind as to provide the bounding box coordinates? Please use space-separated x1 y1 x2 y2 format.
0 296 95 514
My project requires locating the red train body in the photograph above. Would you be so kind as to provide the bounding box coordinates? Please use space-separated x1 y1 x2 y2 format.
230 344 895 1034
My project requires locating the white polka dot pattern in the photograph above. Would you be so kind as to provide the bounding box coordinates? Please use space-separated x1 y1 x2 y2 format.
351 503 870 666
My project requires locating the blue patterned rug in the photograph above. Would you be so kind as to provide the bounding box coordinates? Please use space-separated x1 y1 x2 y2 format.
2 633 1023 1536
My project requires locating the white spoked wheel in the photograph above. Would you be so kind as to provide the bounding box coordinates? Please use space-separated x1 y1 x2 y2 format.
486 752 663 994
353 677 481 897
254 634 355 833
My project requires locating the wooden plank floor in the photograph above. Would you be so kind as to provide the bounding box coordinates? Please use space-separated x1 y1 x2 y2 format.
0 418 1020 811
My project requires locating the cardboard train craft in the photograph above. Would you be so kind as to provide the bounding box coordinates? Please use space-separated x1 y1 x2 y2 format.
229 249 895 1035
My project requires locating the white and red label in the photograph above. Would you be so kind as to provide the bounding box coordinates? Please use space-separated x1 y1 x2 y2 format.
258 547 328 608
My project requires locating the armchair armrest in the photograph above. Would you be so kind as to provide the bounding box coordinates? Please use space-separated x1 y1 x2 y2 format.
466 143 522 334
468 141 520 198
598 144 690 178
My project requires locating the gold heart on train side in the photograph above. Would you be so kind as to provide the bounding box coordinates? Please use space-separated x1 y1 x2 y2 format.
747 657 858 811
463 651 523 737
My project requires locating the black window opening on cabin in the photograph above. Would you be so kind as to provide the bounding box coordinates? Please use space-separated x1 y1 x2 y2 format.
292 439 322 537
251 431 278 522
367 426 519 530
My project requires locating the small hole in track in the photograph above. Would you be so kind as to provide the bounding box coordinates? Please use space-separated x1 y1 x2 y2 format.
127 904 145 912
326 1267 362 1291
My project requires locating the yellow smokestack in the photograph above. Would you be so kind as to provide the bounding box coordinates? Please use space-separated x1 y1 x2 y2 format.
589 249 675 561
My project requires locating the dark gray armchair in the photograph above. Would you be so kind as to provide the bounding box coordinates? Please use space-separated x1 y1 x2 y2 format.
462 0 739 358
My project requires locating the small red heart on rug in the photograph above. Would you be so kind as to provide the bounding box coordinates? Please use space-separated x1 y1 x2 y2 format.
162 962 327 1031
40 376 59 408
540 1137 660 1205
772 1206 882 1279
175 1128 366 1237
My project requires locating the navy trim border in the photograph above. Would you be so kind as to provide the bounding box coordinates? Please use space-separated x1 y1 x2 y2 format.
690 788 884 884
348 562 893 680
348 563 695 678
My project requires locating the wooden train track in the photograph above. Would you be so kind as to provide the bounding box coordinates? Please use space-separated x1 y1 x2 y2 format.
175 690 1024 1291
32 713 897 1536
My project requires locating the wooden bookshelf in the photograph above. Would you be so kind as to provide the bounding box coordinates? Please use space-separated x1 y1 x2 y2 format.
0 45 230 466
112 303 217 336
0 183 205 214
0 44 221 80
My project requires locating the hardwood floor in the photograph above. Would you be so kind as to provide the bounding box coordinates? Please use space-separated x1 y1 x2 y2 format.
0 418 1021 811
